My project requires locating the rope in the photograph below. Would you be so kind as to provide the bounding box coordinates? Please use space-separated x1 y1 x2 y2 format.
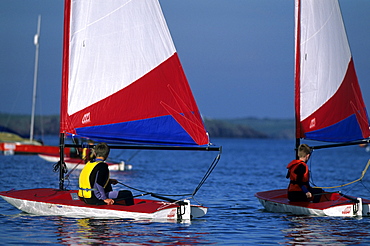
117 148 222 199
314 159 370 189
192 151 221 196
53 161 67 174
65 159 84 179
117 181 192 197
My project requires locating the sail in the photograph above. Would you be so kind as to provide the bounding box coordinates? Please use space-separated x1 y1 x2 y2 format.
295 0 370 142
60 0 209 146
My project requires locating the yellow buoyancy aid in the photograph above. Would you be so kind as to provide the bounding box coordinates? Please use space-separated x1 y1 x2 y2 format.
78 161 110 199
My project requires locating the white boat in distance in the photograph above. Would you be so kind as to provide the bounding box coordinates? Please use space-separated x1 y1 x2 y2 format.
38 153 132 171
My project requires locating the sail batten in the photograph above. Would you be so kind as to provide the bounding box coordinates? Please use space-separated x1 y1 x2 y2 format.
60 0 210 147
295 0 369 142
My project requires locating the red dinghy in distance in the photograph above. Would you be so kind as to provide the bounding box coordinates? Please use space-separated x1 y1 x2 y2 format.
0 0 221 222
255 0 370 217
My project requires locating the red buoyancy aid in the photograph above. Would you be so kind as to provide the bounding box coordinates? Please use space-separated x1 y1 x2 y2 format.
286 160 310 192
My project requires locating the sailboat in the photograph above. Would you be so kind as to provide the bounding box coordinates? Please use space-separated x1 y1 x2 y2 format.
255 0 370 217
0 15 61 156
0 0 221 221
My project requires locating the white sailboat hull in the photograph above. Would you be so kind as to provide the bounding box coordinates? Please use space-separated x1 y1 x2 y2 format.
255 189 370 217
0 189 207 222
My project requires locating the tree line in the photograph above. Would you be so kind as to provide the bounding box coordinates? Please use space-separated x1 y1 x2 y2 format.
0 113 294 139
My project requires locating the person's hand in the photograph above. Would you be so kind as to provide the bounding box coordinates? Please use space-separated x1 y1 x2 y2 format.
104 198 114 205
306 192 312 199
110 179 118 185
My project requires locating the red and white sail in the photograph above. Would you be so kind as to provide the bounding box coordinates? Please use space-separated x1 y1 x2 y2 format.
60 0 209 146
295 0 369 142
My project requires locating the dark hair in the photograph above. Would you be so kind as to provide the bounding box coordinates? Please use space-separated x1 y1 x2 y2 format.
93 142 110 159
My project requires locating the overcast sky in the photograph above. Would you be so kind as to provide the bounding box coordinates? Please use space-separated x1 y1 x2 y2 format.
0 0 369 119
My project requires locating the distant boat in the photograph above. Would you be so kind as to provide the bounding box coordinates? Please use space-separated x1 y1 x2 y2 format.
0 15 59 156
0 126 61 155
0 0 221 221
255 0 370 217
38 153 132 171
0 126 42 155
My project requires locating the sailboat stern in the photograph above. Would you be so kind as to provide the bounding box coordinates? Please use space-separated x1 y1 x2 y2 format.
191 205 207 218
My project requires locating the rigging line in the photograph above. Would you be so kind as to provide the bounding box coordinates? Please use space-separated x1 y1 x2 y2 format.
116 149 221 198
65 159 84 179
126 150 141 162
314 159 370 189
112 149 140 163
308 150 318 187
117 181 147 193
360 181 370 194
117 181 192 197
192 151 221 196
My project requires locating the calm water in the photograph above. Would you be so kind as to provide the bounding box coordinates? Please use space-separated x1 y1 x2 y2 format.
1 137 370 245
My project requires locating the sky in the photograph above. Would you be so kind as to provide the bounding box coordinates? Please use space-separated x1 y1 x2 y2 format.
0 0 369 120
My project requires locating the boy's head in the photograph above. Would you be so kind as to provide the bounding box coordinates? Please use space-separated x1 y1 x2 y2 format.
297 144 311 158
93 142 110 159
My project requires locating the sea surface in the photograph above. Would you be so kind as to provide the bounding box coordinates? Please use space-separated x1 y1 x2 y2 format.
1 137 370 245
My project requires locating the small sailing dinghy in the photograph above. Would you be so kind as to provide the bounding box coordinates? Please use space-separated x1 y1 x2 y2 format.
0 0 221 222
0 16 60 156
255 0 370 217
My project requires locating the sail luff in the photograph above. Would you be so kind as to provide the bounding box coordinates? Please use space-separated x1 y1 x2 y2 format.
294 0 302 142
60 0 71 134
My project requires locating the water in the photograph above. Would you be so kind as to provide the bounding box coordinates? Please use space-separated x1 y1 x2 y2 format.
1 138 370 245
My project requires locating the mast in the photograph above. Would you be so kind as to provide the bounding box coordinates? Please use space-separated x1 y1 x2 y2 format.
30 15 41 142
58 0 71 191
294 0 301 158
59 133 66 190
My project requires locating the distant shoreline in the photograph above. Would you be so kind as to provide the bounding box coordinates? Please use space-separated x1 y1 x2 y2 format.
0 112 294 139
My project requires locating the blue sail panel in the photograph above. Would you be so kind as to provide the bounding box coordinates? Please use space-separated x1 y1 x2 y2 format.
74 116 199 146
304 114 364 142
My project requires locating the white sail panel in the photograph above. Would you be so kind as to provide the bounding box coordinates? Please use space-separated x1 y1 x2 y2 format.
68 0 176 115
299 0 351 121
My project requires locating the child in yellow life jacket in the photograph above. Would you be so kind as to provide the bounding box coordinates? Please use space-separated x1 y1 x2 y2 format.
286 144 323 202
78 142 134 206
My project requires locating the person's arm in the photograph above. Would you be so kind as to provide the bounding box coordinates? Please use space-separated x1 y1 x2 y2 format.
95 170 115 205
94 182 115 205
